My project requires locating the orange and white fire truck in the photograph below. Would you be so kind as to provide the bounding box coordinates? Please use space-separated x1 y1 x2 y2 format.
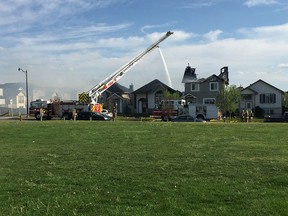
29 31 173 120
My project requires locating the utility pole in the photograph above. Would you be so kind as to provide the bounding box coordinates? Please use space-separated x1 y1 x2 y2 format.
18 68 29 118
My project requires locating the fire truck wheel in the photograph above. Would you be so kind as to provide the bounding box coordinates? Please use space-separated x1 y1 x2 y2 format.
162 115 170 122
196 114 205 121
35 112 41 120
62 113 72 120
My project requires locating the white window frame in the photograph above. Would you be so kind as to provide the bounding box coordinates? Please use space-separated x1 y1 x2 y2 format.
209 82 219 91
191 83 200 91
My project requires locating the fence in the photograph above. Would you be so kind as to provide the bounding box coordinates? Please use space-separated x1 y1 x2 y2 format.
0 107 27 116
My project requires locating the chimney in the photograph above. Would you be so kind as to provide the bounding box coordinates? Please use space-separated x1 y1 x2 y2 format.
219 66 229 85
129 83 134 92
182 63 197 83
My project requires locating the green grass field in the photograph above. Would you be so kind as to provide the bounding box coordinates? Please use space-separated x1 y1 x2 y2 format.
1 120 288 216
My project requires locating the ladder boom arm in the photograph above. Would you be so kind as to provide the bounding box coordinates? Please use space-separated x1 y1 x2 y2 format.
88 31 173 103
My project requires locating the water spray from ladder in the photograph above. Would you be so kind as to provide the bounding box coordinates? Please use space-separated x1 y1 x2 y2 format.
158 47 172 88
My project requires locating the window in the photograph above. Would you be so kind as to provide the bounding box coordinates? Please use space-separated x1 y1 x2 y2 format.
191 83 199 91
30 101 47 108
260 93 276 104
242 94 252 101
209 82 218 91
203 98 216 104
155 90 163 109
246 102 251 109
18 96 25 104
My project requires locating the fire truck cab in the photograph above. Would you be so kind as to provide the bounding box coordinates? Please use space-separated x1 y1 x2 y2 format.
29 99 51 120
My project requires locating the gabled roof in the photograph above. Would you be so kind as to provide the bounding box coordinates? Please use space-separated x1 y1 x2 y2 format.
241 79 284 94
107 93 125 101
188 74 224 83
241 87 258 95
106 83 131 94
132 79 176 94
202 74 225 83
0 83 26 99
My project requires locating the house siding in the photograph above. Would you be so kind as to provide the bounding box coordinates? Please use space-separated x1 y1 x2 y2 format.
252 82 282 108
16 92 26 108
185 81 224 104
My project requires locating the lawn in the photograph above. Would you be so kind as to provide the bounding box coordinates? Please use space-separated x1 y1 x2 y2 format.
0 120 288 215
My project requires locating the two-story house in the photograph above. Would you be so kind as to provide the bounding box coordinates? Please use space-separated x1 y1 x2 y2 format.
240 79 284 117
182 65 229 104
181 65 229 119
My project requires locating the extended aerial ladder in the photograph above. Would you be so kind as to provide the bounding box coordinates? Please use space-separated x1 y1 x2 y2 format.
87 31 173 105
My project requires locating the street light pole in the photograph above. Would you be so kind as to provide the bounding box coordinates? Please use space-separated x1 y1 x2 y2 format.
18 68 29 118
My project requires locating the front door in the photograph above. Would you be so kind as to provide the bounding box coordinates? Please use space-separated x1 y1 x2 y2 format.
138 100 142 113
138 98 146 114
245 102 252 111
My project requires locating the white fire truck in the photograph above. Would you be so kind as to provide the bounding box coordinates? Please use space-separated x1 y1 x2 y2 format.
152 100 219 121
29 31 173 120
187 103 219 120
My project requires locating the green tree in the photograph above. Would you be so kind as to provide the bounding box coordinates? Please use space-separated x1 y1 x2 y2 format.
216 85 241 121
162 89 180 100
161 90 181 111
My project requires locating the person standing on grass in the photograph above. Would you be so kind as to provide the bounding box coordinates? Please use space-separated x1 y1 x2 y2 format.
249 110 254 122
112 106 116 121
241 110 245 122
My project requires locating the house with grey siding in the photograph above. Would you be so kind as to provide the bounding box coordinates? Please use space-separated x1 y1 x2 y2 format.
240 79 284 117
182 65 229 105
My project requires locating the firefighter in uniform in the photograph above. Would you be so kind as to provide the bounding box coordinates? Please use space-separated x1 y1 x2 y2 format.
72 109 77 121
40 108 44 121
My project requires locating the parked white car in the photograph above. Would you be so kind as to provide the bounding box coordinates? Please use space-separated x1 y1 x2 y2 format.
101 109 113 117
